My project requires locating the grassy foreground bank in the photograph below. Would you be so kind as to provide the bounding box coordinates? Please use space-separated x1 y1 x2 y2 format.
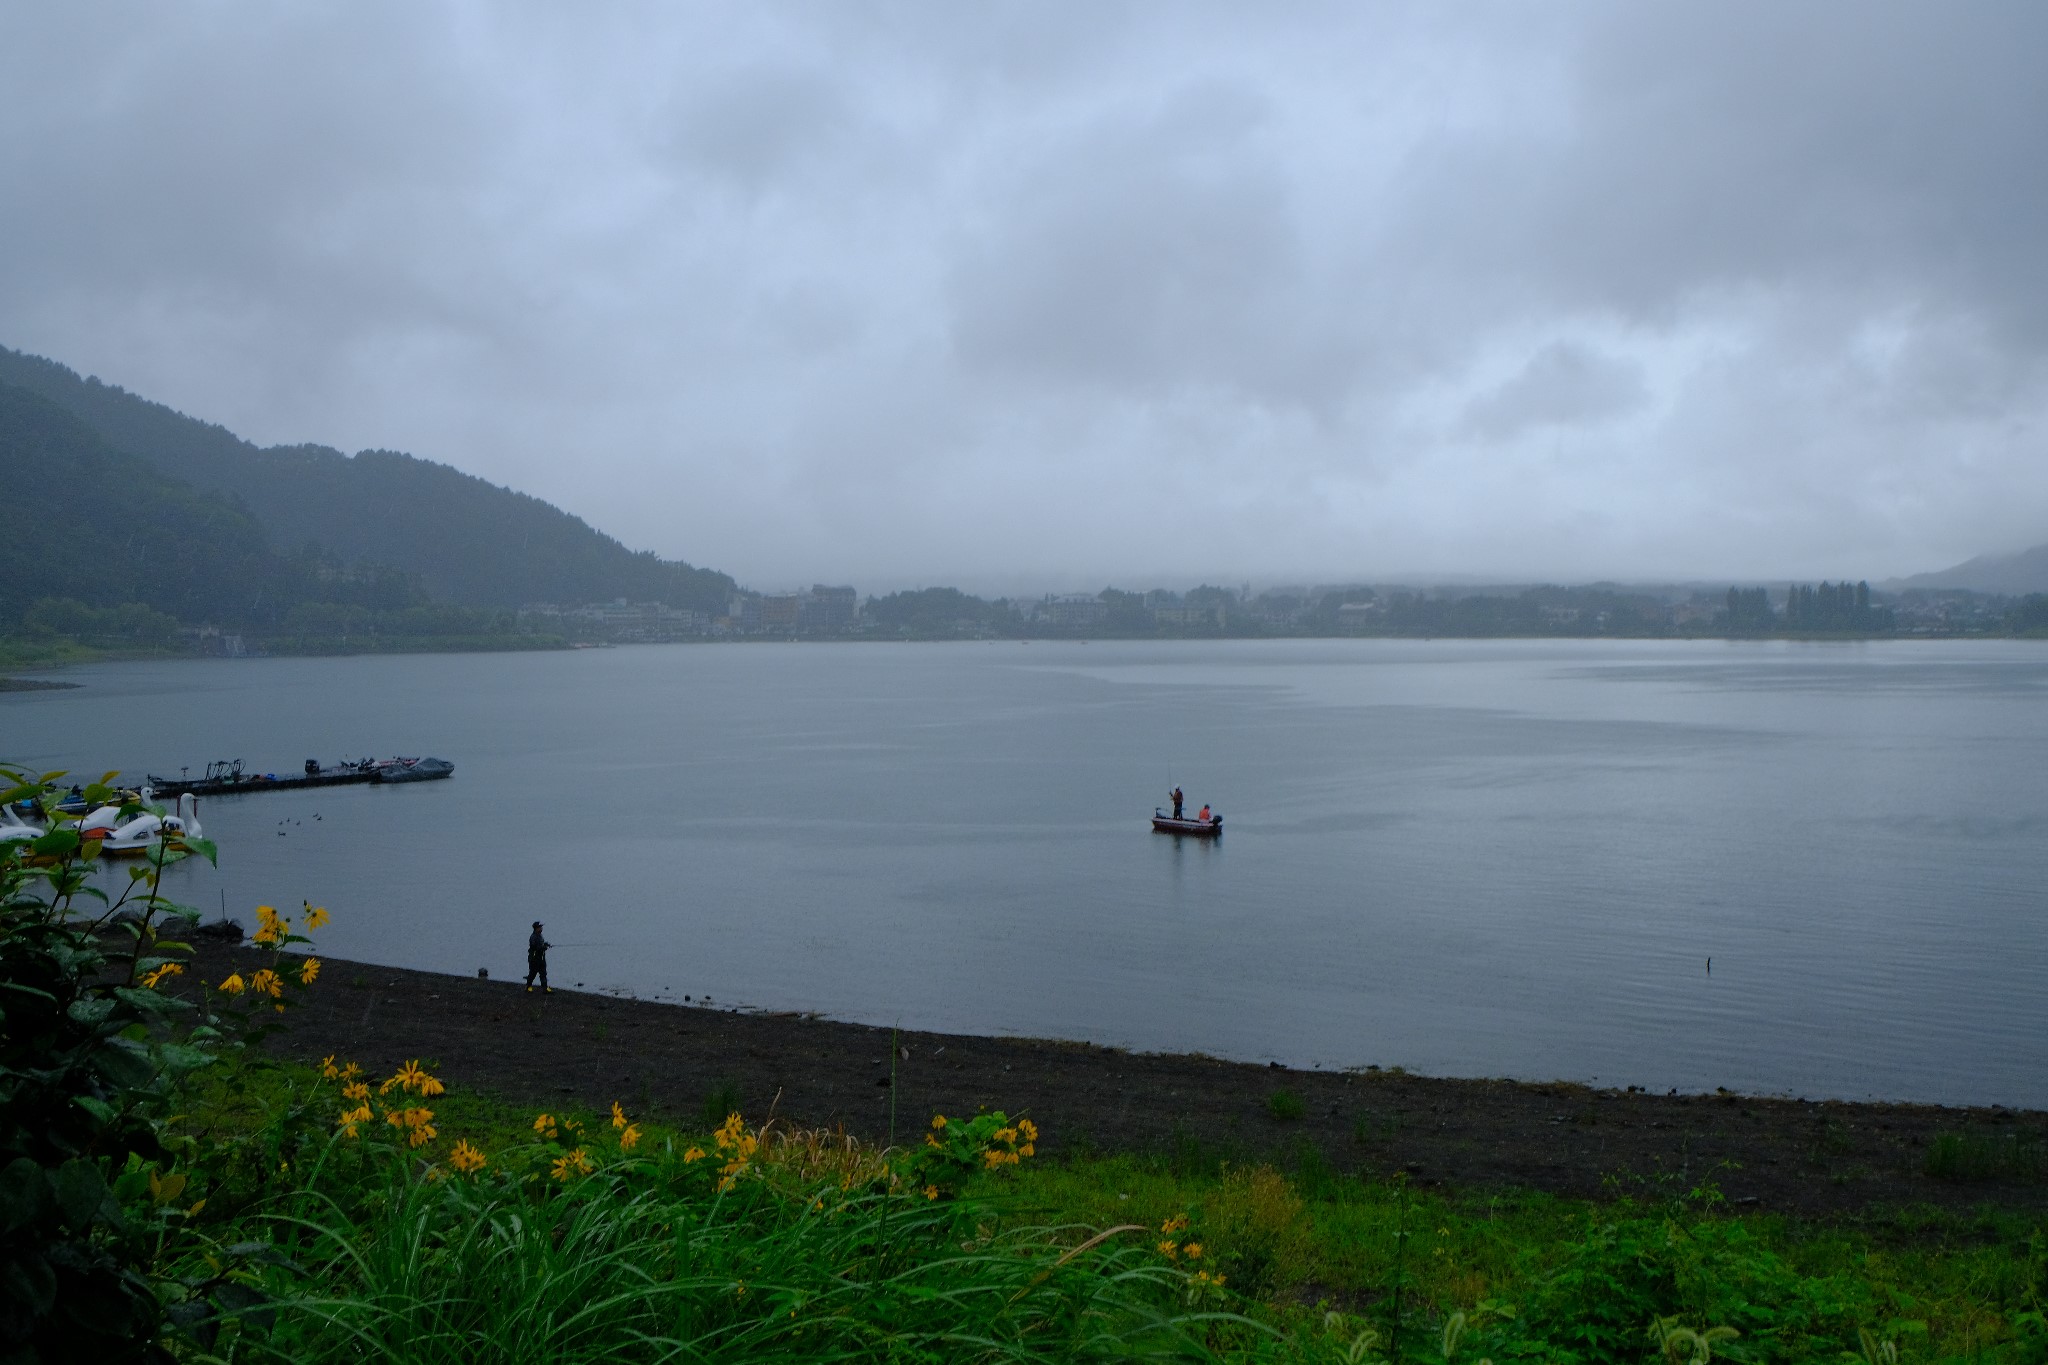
172 1053 2048 1363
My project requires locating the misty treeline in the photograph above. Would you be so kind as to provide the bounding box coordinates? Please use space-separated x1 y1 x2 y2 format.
1725 581 1897 633
864 582 1934 640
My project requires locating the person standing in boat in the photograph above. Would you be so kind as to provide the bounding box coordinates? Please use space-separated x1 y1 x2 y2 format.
1171 787 1185 820
525 920 552 993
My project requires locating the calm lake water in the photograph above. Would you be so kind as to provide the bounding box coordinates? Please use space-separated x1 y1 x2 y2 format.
6 639 2046 1107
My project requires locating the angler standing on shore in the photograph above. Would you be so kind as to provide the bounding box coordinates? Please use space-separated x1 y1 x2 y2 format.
526 920 552 993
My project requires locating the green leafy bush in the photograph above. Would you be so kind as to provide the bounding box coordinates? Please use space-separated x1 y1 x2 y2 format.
0 765 319 1362
902 1109 1037 1198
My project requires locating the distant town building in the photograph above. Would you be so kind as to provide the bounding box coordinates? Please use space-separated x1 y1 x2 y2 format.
803 585 858 630
1334 601 1383 629
757 595 804 629
1037 594 1108 627
521 599 709 641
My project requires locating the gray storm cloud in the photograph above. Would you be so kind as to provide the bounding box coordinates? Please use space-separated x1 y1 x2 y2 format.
1 1 2042 589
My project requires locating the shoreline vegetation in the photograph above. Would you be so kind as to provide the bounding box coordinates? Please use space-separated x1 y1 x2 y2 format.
185 942 2048 1359
195 943 2047 1222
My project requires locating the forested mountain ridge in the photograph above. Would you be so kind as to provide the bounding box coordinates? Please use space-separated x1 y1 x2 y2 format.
0 382 431 638
0 346 734 612
0 383 280 627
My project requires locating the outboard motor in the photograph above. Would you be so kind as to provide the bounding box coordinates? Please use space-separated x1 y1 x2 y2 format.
306 759 321 777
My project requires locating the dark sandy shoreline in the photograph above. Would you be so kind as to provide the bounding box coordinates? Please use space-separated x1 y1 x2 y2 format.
193 944 2046 1218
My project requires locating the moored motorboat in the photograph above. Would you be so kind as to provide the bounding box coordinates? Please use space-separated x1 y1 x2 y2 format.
1151 809 1222 837
374 756 454 783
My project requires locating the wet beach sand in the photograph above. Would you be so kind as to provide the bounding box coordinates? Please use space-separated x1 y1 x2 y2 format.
194 944 2047 1218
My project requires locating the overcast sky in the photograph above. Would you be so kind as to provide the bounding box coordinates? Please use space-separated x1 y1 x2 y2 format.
4 3 2044 592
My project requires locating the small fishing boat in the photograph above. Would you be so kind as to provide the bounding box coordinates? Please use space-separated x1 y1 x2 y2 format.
1151 809 1222 837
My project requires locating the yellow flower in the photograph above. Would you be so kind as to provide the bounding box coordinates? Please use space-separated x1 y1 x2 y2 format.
140 962 185 989
1183 1242 1204 1260
534 1114 559 1139
450 1140 486 1173
249 968 284 998
251 924 281 946
923 1185 938 1201
299 958 321 985
1162 1215 1189 1234
343 1081 370 1102
1159 1240 1179 1258
383 1104 434 1141
992 1127 1017 1144
611 1101 628 1129
619 1124 642 1151
550 1148 593 1182
378 1060 443 1097
682 1146 706 1163
925 1134 940 1148
217 974 245 996
1017 1118 1038 1143
1019 1143 1035 1158
321 1055 339 1079
255 905 280 929
931 1114 947 1129
304 903 330 930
